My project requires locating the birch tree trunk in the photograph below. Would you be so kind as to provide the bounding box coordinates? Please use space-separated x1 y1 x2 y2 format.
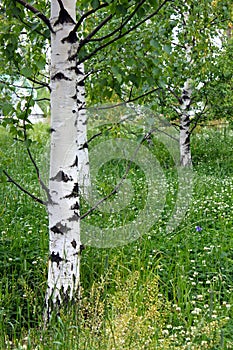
45 0 83 320
179 81 192 167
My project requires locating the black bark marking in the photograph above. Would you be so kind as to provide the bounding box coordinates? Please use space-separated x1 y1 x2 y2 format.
54 8 75 26
71 156 78 167
51 170 73 183
50 128 56 133
78 102 86 112
50 251 63 266
68 66 84 75
51 222 71 234
71 93 77 100
80 244 85 253
65 183 79 198
61 30 78 44
71 239 77 249
68 213 80 221
77 79 85 87
79 142 88 150
71 201 80 210
51 72 71 81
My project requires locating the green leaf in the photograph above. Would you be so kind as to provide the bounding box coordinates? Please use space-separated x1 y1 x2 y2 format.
91 0 100 10
128 74 140 88
20 67 33 78
2 102 14 115
163 45 172 54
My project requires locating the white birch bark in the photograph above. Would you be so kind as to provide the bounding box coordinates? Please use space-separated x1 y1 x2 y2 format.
179 81 192 167
77 63 91 198
45 0 83 320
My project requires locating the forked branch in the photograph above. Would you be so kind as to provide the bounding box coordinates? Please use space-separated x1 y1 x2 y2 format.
15 0 54 32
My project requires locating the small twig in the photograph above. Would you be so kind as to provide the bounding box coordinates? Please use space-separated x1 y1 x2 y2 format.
74 3 110 33
91 87 161 110
79 14 113 47
35 98 50 102
3 170 46 205
26 147 51 202
27 77 51 91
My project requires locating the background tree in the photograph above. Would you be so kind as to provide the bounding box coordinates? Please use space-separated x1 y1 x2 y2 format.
88 0 232 166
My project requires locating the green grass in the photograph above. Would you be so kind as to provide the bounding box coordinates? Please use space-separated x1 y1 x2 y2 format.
0 123 232 349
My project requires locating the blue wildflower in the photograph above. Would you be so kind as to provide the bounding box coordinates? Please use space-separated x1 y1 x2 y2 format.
195 226 202 232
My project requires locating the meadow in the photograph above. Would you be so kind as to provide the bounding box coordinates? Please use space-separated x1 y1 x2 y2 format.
0 122 232 349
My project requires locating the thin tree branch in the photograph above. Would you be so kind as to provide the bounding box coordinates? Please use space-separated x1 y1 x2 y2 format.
80 14 113 46
15 0 54 32
22 96 51 203
85 0 147 43
35 98 50 102
26 146 51 202
78 0 170 64
27 77 51 92
92 87 161 110
3 170 46 205
74 3 109 32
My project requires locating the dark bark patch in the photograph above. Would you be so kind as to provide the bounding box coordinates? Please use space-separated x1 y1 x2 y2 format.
51 222 70 234
79 142 88 150
68 66 84 75
65 183 79 198
50 128 56 133
68 213 80 221
72 273 76 286
61 30 77 44
71 201 80 210
51 72 71 81
80 244 85 253
71 239 77 249
71 156 78 167
54 9 75 26
77 79 85 87
50 251 63 266
51 170 73 183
